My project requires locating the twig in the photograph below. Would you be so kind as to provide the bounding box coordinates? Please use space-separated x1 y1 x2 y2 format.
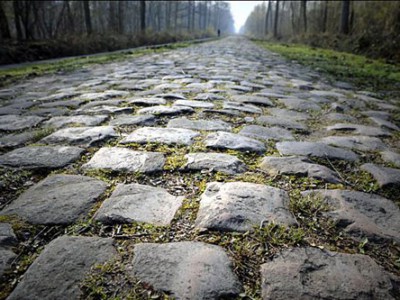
11 226 49 265
113 233 151 239
259 219 268 229
324 154 354 187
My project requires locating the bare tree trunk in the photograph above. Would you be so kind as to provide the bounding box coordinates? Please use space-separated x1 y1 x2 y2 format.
290 1 296 35
153 2 158 32
174 1 179 31
38 2 49 38
166 1 171 30
0 1 11 39
65 1 75 34
300 0 307 32
31 1 44 39
198 2 202 30
349 1 354 34
191 0 195 31
140 0 146 33
187 0 191 31
118 1 124 34
340 0 350 34
204 1 208 30
279 0 286 34
214 1 220 31
83 0 92 35
16 1 33 40
109 1 115 33
55 1 67 38
265 0 271 35
322 0 328 33
273 0 280 38
147 2 152 31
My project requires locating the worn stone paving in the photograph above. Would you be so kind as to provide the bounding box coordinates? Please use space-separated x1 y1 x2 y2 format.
0 36 399 299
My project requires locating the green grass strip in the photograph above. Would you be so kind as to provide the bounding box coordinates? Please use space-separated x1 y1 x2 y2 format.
255 40 400 93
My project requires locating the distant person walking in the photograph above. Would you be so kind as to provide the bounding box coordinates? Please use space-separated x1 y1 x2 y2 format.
218 29 221 37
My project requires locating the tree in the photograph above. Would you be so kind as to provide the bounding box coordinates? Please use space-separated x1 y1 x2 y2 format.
13 1 23 40
273 0 280 38
0 1 11 39
109 1 116 33
65 1 75 34
174 1 179 31
340 0 350 34
289 1 296 35
118 1 124 34
300 0 307 33
83 0 92 35
3 0 234 43
140 0 146 33
187 0 192 31
265 0 272 35
190 0 195 31
322 0 328 33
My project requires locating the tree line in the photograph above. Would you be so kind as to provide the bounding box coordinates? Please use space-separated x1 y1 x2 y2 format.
242 0 400 38
0 1 235 41
241 1 400 61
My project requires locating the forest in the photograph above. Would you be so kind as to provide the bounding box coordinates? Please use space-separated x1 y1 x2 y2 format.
241 1 400 63
2 1 400 65
0 1 235 64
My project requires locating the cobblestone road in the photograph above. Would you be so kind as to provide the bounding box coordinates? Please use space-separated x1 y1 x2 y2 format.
1 36 399 299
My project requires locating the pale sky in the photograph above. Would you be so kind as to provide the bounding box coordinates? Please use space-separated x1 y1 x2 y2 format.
228 1 264 33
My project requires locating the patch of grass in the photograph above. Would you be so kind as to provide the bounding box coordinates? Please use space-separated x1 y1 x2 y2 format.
226 150 263 170
345 169 380 193
81 258 171 300
290 191 331 219
287 191 359 256
188 137 208 153
164 154 187 171
0 215 34 233
254 222 305 248
232 172 271 185
32 128 55 142
256 41 400 93
264 140 279 156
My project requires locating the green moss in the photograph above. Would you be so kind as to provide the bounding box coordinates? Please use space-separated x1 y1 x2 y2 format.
254 222 305 247
175 197 200 223
81 259 172 300
232 125 245 134
288 175 328 191
32 128 55 142
188 139 207 153
231 172 271 185
264 140 279 156
256 41 400 93
226 150 263 170
164 155 187 171
0 215 32 232
82 169 116 183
